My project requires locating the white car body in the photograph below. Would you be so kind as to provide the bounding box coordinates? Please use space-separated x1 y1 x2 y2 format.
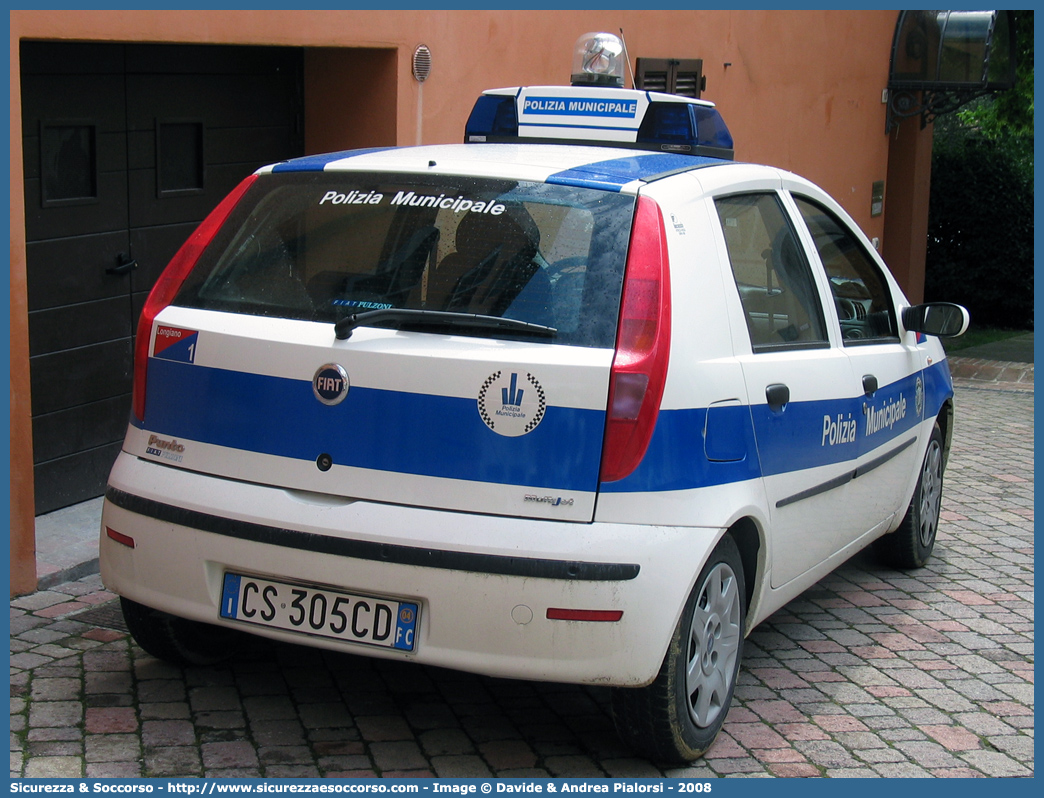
101 82 963 762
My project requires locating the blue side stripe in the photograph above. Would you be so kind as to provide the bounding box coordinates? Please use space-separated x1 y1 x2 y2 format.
145 358 954 498
271 147 398 173
603 362 954 494
547 153 726 192
749 373 921 477
922 358 954 417
144 359 605 492
600 405 760 493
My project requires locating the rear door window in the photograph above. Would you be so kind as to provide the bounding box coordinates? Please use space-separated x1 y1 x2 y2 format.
715 193 829 351
174 172 635 348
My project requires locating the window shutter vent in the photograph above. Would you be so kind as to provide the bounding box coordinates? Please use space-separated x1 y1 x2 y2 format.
635 58 705 98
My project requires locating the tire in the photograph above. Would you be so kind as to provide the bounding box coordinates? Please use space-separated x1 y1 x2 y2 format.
611 535 746 763
876 422 945 569
121 597 237 667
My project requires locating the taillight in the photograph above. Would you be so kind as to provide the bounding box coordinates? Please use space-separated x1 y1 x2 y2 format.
131 174 258 424
599 195 671 482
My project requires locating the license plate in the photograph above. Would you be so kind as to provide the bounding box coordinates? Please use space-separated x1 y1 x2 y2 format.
220 573 419 652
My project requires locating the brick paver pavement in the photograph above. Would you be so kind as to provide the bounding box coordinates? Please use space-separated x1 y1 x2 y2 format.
10 384 1033 778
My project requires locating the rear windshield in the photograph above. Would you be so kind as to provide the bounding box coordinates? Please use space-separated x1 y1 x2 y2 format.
174 171 636 348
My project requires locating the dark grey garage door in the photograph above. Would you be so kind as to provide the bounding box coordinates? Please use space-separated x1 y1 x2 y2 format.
21 42 304 514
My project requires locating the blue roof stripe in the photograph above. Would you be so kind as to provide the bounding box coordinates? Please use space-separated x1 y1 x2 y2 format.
546 153 726 192
271 147 397 173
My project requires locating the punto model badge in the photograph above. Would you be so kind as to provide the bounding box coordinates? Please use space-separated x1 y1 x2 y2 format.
478 370 546 437
313 364 350 406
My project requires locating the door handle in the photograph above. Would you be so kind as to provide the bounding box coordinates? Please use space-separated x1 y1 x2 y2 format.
766 383 790 411
862 374 879 396
107 253 138 276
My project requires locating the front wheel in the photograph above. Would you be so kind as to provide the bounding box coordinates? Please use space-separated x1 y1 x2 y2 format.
875 422 945 569
611 535 746 763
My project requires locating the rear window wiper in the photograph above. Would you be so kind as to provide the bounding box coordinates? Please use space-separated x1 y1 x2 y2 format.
335 308 557 340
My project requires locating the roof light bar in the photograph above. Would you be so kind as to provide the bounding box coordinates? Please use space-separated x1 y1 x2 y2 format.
464 85 733 159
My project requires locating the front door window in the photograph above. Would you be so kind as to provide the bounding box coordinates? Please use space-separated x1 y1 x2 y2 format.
792 196 898 345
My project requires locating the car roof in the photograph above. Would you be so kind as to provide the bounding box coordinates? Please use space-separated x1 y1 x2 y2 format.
263 143 750 193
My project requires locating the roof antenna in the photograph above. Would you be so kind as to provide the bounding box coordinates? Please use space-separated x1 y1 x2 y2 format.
618 28 637 89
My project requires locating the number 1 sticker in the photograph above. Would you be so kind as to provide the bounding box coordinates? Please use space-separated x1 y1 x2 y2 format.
154 326 198 363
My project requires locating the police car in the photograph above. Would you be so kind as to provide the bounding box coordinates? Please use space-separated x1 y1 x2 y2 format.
100 34 969 762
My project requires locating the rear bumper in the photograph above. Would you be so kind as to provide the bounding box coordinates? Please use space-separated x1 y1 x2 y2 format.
101 452 720 686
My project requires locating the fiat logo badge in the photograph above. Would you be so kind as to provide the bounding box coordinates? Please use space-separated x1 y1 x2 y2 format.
313 364 350 406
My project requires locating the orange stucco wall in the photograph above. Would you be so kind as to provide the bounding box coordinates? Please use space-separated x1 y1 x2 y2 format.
9 32 34 595
882 116 935 302
10 9 911 595
12 9 898 221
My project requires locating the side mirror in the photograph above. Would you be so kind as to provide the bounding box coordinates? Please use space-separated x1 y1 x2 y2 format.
901 302 971 338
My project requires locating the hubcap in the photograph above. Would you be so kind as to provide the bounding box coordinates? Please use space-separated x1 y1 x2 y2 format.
685 563 742 728
919 440 943 548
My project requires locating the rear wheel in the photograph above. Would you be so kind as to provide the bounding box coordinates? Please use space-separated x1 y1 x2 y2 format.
876 422 945 569
121 597 237 666
612 535 745 763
